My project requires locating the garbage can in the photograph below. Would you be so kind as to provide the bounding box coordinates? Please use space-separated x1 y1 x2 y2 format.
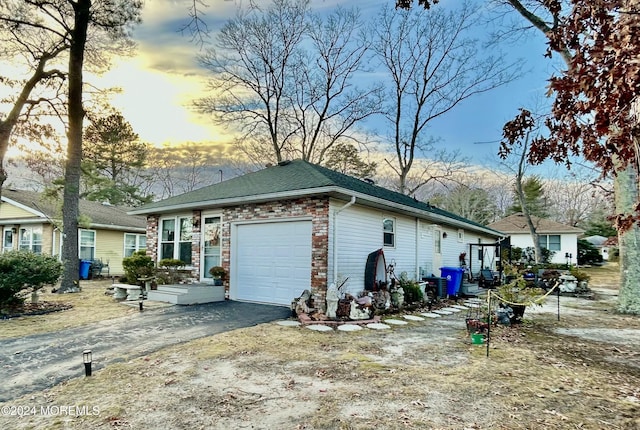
440 267 464 297
79 260 92 280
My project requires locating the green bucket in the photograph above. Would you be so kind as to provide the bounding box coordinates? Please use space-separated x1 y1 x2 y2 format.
471 333 484 345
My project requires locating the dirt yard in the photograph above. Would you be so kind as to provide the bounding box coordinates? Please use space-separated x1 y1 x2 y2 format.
1 264 639 429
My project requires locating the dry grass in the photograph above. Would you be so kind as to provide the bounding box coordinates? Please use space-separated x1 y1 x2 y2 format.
1 264 639 429
0 280 137 340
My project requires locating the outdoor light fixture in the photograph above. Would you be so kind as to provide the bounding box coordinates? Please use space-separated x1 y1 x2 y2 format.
442 232 448 239
83 350 92 377
565 252 573 266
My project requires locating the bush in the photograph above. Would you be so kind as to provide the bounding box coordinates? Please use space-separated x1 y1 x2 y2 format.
122 251 155 285
577 239 603 265
156 258 187 284
0 251 63 308
398 275 423 304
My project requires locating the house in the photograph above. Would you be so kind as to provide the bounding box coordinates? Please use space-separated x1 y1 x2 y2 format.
584 235 611 261
130 160 505 306
487 213 583 265
0 188 147 275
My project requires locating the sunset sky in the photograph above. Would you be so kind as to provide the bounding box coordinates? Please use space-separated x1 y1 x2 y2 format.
96 0 559 168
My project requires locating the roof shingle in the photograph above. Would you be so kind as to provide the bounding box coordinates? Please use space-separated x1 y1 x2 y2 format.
2 188 146 230
487 213 583 234
132 159 502 236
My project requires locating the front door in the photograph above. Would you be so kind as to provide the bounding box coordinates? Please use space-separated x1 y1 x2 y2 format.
201 216 221 281
433 227 442 275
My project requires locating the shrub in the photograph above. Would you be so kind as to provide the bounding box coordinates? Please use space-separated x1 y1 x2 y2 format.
577 239 603 265
0 251 63 308
570 267 591 283
156 258 187 284
398 274 423 304
122 250 155 285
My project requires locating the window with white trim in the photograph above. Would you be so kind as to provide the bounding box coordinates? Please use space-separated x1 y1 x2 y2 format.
538 234 561 251
383 218 395 247
79 230 96 260
124 233 147 258
160 216 193 264
19 226 43 254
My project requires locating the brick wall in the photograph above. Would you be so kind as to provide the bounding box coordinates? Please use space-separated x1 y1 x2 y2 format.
144 197 331 301
223 197 330 301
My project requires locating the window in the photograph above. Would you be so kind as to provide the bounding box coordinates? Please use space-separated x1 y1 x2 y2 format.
538 234 561 251
124 233 147 257
3 228 14 253
160 216 193 264
79 230 96 260
383 218 395 247
19 226 43 254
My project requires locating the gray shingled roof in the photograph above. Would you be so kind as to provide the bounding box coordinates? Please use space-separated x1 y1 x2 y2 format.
131 159 503 236
2 188 146 231
487 213 584 234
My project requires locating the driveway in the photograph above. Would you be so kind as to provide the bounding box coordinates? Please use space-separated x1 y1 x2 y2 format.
0 301 291 402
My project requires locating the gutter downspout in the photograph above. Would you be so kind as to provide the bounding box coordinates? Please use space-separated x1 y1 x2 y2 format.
332 196 356 285
416 219 420 280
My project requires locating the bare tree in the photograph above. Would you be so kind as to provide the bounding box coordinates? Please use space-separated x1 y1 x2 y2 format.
1 1 142 292
497 110 543 262
145 143 223 199
544 166 611 227
0 2 68 195
430 184 498 225
195 0 381 165
372 2 520 194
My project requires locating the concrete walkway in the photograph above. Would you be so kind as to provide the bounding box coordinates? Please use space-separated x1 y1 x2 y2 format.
0 301 291 402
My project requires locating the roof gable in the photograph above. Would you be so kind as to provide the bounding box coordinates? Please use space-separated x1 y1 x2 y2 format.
132 160 503 236
487 213 584 234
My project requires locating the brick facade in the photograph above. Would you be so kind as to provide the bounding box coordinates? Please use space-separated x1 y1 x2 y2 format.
145 197 331 301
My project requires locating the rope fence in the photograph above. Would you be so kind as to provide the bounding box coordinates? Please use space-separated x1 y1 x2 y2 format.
482 281 562 357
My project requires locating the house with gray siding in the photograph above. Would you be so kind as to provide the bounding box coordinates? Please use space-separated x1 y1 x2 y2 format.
129 160 504 306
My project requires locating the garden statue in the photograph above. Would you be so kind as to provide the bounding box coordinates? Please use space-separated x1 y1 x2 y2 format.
349 300 371 320
390 280 405 308
326 284 339 318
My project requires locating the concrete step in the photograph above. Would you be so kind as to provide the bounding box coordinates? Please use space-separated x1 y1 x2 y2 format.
148 285 225 305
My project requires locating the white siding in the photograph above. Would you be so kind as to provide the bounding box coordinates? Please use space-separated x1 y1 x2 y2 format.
509 232 578 265
329 200 502 295
331 203 389 296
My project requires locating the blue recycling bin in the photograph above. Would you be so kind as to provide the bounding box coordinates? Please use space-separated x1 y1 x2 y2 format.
79 260 92 280
440 267 464 297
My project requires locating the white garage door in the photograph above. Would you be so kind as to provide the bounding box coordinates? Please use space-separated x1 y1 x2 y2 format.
234 220 312 305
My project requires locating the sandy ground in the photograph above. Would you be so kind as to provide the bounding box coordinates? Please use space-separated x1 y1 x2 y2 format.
1 266 639 429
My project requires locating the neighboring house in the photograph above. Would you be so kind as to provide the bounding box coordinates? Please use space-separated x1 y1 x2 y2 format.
487 213 583 265
130 160 505 306
584 235 609 261
0 188 147 275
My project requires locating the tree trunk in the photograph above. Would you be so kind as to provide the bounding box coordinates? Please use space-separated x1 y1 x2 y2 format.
616 164 640 314
58 0 91 293
514 134 541 263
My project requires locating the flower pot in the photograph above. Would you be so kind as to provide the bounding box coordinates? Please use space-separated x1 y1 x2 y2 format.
471 333 484 344
510 304 526 324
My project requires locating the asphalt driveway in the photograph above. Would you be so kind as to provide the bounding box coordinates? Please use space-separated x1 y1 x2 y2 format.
0 301 291 402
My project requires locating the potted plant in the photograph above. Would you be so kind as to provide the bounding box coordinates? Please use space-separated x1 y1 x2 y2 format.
493 264 547 324
209 266 227 286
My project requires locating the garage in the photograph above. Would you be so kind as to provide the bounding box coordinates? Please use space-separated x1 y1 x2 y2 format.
233 220 312 305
